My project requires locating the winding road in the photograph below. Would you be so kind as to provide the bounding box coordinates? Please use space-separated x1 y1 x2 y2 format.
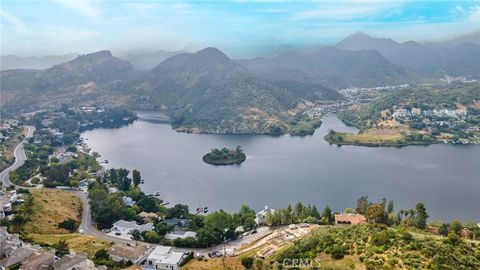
0 126 35 187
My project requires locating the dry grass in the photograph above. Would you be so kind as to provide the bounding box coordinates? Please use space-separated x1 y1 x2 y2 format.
342 129 405 144
24 189 82 234
30 233 111 259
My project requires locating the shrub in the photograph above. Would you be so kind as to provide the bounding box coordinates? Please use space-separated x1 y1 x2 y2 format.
241 257 254 269
330 244 345 260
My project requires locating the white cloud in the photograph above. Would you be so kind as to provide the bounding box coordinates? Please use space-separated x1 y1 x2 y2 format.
292 2 402 20
53 0 100 21
0 9 31 33
469 5 480 21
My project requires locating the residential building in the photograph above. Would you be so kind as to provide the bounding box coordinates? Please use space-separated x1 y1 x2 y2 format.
144 246 185 270
0 190 17 218
163 218 190 227
334 213 367 225
108 243 152 264
255 205 275 225
165 231 197 240
0 247 37 268
138 211 161 222
0 227 22 258
53 254 97 270
111 220 154 236
19 252 55 270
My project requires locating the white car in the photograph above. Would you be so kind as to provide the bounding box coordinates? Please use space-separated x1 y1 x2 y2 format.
78 229 84 234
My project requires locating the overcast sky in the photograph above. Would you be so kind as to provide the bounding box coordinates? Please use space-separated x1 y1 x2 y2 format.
1 0 479 58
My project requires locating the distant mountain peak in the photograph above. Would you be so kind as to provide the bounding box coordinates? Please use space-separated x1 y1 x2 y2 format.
350 31 370 38
78 50 113 59
195 47 230 61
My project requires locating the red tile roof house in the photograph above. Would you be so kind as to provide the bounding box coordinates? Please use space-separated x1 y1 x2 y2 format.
334 213 367 225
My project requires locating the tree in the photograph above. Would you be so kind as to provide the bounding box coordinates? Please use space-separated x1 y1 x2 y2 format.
414 203 428 229
322 206 334 225
132 169 141 186
241 257 254 269
55 240 69 256
94 249 110 261
237 205 256 230
58 218 79 232
439 223 449 236
450 220 462 235
167 204 189 219
356 196 369 215
387 200 394 213
365 204 386 224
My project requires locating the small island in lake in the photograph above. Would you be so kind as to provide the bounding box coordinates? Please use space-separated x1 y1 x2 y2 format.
203 146 246 165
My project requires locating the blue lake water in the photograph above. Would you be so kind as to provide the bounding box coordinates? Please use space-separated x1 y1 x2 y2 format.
82 111 480 222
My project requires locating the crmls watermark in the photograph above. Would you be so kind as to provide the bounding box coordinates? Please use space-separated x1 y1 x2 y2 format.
282 258 321 268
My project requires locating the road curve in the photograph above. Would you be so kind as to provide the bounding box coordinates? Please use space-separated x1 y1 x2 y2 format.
0 126 35 187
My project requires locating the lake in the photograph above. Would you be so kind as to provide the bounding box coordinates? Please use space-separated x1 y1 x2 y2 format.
82 111 480 222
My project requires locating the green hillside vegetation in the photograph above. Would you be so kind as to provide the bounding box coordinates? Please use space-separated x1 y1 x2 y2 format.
331 84 480 146
278 225 480 270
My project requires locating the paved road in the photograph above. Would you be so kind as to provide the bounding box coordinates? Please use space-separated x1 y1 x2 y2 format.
73 190 135 244
0 126 35 187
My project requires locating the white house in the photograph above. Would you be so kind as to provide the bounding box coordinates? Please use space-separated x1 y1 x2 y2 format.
255 205 275 225
164 231 197 240
111 220 153 236
144 246 185 270
0 191 17 218
122 196 135 207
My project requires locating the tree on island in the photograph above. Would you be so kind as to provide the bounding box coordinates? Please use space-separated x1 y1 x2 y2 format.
203 145 246 165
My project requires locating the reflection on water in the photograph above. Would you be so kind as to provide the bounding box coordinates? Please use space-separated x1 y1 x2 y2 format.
82 111 480 222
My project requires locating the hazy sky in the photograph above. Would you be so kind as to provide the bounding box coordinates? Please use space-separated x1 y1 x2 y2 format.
1 0 479 58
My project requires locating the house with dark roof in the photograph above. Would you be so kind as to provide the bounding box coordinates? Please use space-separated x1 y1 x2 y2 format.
334 213 367 225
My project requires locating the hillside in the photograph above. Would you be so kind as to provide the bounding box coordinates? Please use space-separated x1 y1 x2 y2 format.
140 48 342 134
336 32 480 78
240 46 420 88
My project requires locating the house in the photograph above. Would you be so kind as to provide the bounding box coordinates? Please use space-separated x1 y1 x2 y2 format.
163 218 190 227
108 243 153 264
0 190 17 218
138 211 161 222
334 213 367 225
0 227 22 258
19 251 55 270
108 187 118 193
122 196 135 206
255 206 275 225
165 231 197 240
144 246 185 270
111 220 154 236
53 254 98 270
0 247 36 268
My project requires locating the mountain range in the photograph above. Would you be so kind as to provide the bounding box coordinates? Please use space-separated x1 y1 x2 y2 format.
1 32 479 134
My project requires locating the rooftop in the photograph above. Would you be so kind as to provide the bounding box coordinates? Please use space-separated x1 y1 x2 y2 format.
147 246 184 266
108 243 151 261
113 220 154 232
